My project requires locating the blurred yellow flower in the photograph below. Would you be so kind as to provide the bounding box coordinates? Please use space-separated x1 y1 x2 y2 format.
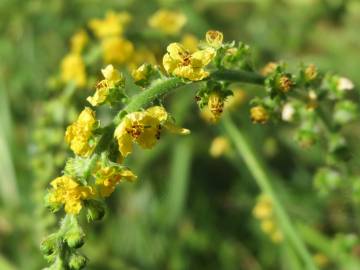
114 106 189 157
89 11 131 39
181 34 199 53
65 107 97 157
206 30 223 48
60 53 87 87
224 88 247 110
163 43 215 81
127 48 157 70
49 176 94 214
209 136 229 158
87 65 124 106
70 29 88 54
148 9 187 35
101 36 134 64
94 166 137 197
250 106 269 124
253 195 283 244
260 62 278 76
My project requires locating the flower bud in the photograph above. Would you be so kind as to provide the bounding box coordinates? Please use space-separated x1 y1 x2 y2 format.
277 75 293 93
208 92 224 121
64 228 85 249
295 129 316 148
250 106 269 124
86 200 106 222
68 253 87 270
206 30 223 48
334 100 358 125
304 64 317 82
40 234 58 255
314 167 341 194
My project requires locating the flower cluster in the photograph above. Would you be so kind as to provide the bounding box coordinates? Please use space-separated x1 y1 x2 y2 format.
253 195 283 243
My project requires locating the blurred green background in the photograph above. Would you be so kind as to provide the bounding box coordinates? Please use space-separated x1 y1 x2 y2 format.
1 0 360 269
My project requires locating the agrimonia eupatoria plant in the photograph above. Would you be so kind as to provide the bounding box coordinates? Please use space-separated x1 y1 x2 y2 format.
39 15 358 269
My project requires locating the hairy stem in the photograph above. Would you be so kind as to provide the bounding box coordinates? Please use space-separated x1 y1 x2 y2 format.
221 114 318 270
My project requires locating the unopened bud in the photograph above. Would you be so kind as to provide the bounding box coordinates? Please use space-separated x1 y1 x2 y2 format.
64 229 85 249
208 92 224 122
87 200 105 222
277 75 293 93
40 234 58 256
206 30 223 48
304 64 317 82
68 253 87 270
250 106 269 124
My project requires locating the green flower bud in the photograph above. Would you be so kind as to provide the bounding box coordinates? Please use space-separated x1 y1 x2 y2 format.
334 100 358 125
68 253 87 270
64 229 85 249
314 167 342 195
295 129 317 148
40 234 58 256
86 200 106 222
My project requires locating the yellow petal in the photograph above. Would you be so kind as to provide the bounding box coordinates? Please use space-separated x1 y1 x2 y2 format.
146 106 168 122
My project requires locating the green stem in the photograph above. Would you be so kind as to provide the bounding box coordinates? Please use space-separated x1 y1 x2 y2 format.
221 114 318 270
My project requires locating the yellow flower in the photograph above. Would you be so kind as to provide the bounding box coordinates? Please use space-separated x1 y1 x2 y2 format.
163 43 215 81
206 30 223 48
94 166 137 197
260 62 278 76
60 53 87 87
148 9 187 35
224 89 247 110
209 136 229 158
278 75 293 93
253 195 272 219
208 92 224 121
131 64 149 83
181 34 199 53
101 36 134 64
250 106 269 124
127 48 157 70
49 176 94 214
87 65 124 106
305 64 317 81
114 106 190 157
65 107 97 157
70 29 88 54
89 11 131 39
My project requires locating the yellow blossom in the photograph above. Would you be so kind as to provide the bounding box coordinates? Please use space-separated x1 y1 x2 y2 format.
70 29 88 54
60 53 87 87
270 230 284 243
181 34 199 53
163 42 215 81
127 48 157 70
94 166 137 197
89 11 131 39
148 9 187 35
278 75 293 93
250 106 269 124
261 62 278 76
48 176 94 214
209 136 229 158
131 64 150 83
305 64 317 81
114 106 190 157
253 195 273 219
206 30 223 48
87 65 124 106
313 253 329 268
65 107 97 157
224 89 247 110
208 92 224 121
101 36 134 64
